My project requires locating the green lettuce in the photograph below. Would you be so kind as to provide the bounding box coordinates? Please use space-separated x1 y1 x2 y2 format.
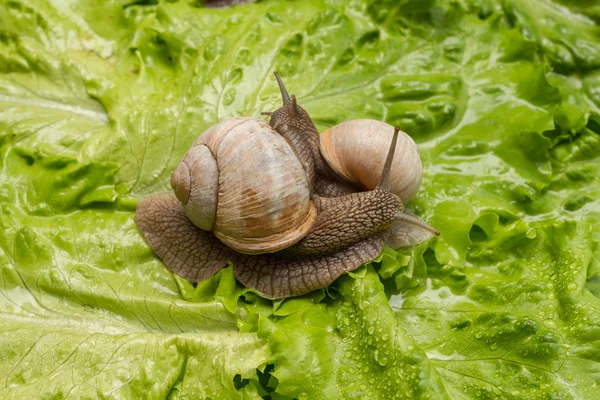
1 0 599 398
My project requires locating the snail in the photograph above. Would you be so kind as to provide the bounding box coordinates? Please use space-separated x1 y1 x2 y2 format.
135 73 438 298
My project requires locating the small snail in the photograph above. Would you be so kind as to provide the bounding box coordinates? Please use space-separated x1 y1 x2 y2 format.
320 119 422 203
136 73 438 298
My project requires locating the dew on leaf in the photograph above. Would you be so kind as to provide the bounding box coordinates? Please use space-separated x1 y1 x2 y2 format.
375 351 389 367
543 319 558 329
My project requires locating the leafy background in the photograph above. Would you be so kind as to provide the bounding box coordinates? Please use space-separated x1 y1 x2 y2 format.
1 0 600 398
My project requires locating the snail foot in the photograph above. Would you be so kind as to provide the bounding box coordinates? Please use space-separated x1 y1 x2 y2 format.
135 193 234 282
135 194 390 299
233 235 385 299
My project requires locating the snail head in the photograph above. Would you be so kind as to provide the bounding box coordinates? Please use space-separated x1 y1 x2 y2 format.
262 72 317 136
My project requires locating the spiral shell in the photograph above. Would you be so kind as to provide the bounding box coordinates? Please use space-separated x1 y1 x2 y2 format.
320 119 422 203
171 117 317 254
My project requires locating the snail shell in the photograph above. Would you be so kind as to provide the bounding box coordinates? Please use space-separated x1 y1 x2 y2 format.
320 119 422 203
171 117 317 254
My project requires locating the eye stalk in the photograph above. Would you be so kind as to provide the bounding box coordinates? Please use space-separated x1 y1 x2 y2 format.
274 71 291 105
378 126 400 191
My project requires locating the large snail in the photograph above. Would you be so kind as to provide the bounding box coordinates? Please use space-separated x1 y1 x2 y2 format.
135 73 438 298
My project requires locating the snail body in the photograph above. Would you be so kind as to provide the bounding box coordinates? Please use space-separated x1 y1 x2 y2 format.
136 72 438 298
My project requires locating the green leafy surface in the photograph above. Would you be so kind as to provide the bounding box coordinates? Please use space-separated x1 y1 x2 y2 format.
1 0 600 398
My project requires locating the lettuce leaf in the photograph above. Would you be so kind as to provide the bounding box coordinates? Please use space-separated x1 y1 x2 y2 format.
1 0 599 398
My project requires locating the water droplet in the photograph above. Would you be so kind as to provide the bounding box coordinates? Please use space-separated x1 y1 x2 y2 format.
375 351 389 366
543 319 558 329
567 283 577 291
297 393 308 400
475 332 483 339
489 342 499 351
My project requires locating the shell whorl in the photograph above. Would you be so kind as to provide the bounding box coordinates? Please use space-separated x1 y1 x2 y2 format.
320 119 423 203
171 162 191 205
173 117 317 255
172 144 219 231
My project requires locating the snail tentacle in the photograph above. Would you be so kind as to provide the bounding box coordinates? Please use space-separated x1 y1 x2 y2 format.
290 94 299 117
274 71 291 104
385 211 438 249
377 126 400 191
394 210 440 237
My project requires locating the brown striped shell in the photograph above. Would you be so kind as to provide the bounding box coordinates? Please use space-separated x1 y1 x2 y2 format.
320 119 422 203
171 117 317 254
